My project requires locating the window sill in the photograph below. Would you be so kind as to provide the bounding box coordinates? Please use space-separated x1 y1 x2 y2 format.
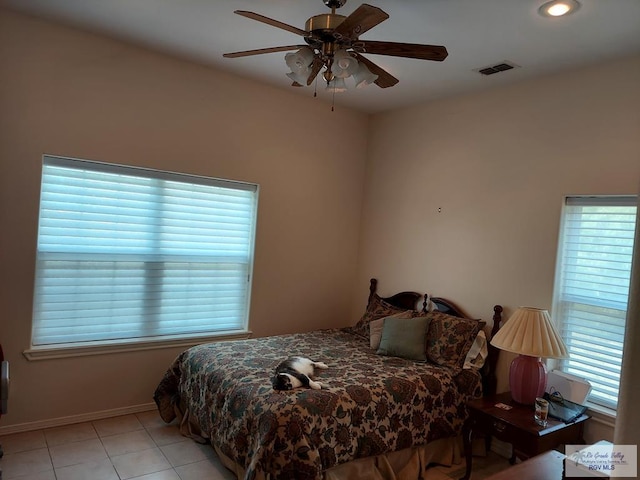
585 401 616 428
23 331 252 361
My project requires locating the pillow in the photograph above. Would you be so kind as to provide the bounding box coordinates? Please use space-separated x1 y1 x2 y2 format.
351 293 415 339
369 310 414 350
425 311 484 369
376 316 431 361
463 330 488 370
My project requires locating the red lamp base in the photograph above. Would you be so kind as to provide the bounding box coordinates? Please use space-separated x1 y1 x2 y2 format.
509 354 547 405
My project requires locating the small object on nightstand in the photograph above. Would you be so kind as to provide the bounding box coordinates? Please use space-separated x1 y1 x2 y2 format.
534 397 549 426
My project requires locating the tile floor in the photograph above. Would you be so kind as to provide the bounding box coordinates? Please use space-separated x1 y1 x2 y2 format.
0 410 510 480
433 451 511 480
0 410 235 480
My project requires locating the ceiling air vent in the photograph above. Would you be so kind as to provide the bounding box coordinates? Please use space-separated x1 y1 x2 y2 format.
475 61 520 76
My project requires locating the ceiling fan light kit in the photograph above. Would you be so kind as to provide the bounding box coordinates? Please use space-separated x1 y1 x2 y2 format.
352 62 379 88
223 0 448 95
327 76 348 92
285 47 315 85
332 49 359 78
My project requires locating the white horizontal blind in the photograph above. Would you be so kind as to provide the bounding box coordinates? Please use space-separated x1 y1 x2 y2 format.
552 196 637 409
32 156 258 346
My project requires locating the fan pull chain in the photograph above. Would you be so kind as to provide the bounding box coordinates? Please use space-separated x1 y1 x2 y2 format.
331 84 336 112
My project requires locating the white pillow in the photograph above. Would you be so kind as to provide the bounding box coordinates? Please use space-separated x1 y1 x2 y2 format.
463 330 488 370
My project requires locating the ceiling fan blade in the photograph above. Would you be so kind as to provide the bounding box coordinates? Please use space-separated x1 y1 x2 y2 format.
359 40 448 61
223 45 307 58
352 52 398 88
306 57 324 85
333 4 389 40
234 10 309 37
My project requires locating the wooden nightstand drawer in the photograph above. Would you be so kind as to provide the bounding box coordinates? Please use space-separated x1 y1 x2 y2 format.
470 409 548 457
473 411 516 441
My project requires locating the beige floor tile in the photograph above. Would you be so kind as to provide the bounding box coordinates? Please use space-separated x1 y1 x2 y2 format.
54 458 119 480
111 447 172 480
160 440 215 467
49 437 108 468
433 451 511 480
129 469 181 480
43 422 97 446
93 414 144 438
0 430 47 454
174 457 236 480
0 447 52 479
146 424 188 447
101 429 157 457
423 468 453 480
136 410 170 430
1 470 56 480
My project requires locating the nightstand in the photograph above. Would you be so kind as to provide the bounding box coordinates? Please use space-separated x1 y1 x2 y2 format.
461 391 589 480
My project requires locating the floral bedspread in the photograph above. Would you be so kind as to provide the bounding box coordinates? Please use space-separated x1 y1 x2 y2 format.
154 329 482 480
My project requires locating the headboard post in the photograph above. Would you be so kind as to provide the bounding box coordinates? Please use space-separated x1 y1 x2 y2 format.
369 278 378 302
483 305 503 397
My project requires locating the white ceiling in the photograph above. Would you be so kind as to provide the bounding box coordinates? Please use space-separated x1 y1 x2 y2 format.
2 0 640 114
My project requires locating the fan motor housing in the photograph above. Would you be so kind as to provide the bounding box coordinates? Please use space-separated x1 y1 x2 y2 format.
305 13 346 43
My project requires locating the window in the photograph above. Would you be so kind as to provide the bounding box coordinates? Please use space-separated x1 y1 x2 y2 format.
552 196 637 410
30 155 258 350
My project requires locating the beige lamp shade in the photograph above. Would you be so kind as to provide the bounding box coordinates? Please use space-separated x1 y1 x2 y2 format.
490 307 569 359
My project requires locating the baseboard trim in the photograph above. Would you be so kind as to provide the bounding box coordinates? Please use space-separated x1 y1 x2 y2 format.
0 402 157 435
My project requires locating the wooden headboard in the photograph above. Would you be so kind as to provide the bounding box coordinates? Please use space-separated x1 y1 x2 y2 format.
368 278 423 311
368 278 503 397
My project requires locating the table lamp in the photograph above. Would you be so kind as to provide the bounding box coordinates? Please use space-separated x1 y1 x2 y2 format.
490 307 569 405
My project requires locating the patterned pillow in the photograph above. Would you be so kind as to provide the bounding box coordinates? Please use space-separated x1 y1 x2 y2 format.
350 293 415 339
425 311 485 369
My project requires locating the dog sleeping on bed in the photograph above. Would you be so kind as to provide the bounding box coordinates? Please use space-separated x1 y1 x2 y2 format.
272 356 328 391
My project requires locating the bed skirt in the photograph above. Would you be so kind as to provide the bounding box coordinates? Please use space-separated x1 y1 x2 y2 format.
214 436 463 480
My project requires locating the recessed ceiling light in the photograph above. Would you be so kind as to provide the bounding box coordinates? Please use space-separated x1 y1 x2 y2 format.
538 0 581 17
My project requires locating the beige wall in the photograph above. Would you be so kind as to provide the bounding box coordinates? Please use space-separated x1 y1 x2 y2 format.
356 55 640 442
0 10 368 428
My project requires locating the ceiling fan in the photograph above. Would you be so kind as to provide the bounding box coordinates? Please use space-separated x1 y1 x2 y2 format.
223 0 448 91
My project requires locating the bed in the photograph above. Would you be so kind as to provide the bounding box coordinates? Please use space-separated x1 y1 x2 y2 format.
154 278 503 480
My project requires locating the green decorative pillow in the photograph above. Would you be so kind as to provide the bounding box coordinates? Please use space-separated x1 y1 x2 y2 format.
377 316 431 361
425 311 484 369
369 310 415 349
